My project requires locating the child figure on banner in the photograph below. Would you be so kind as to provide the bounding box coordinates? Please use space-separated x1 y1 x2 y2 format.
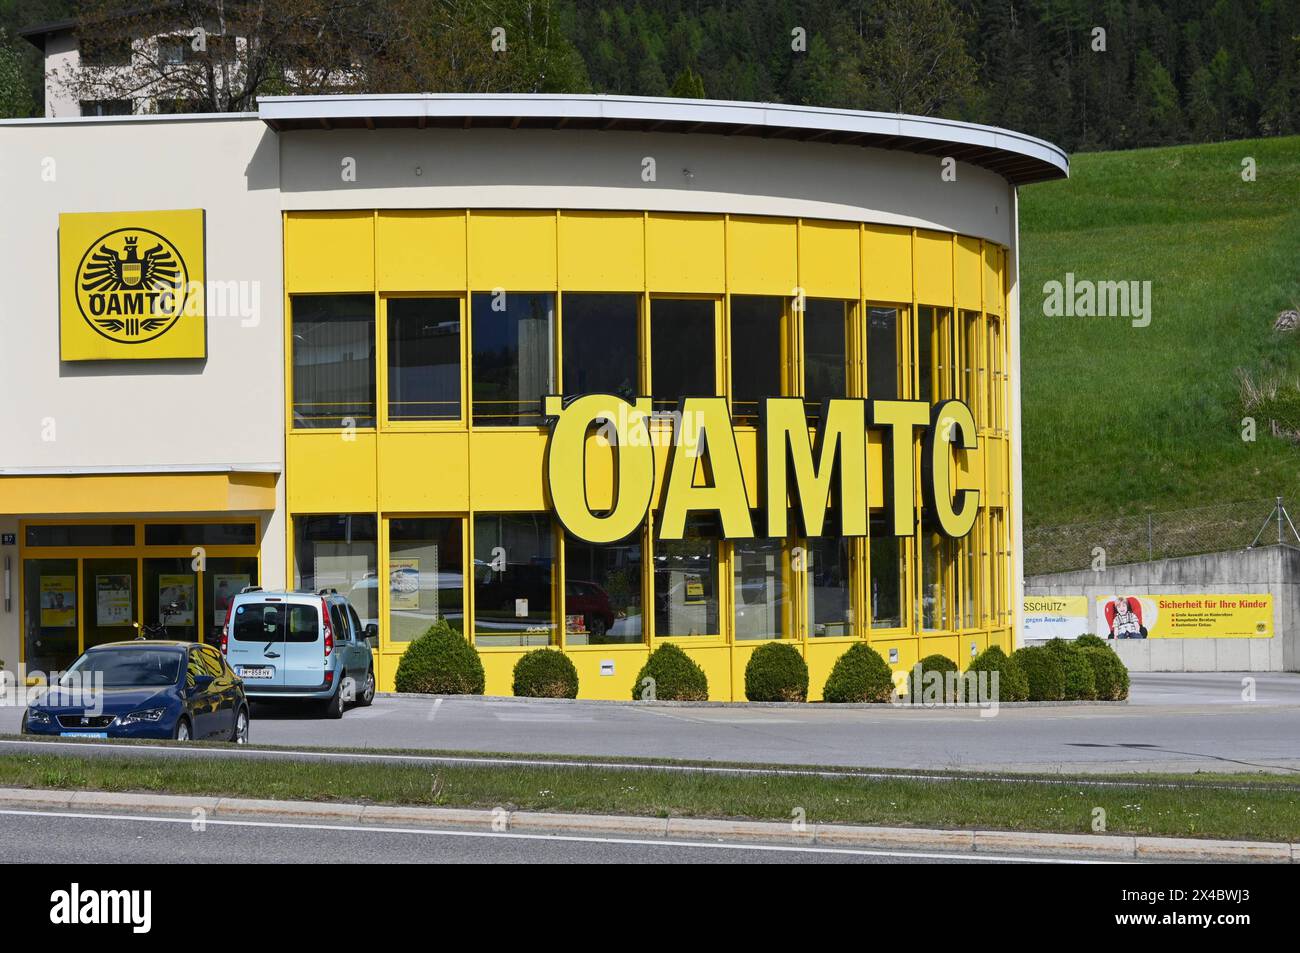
1105 595 1147 639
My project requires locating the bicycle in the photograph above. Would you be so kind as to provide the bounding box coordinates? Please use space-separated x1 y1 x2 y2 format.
134 602 182 640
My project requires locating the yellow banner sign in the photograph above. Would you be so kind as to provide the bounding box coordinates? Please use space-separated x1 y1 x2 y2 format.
1022 596 1089 640
59 209 206 360
1095 595 1272 639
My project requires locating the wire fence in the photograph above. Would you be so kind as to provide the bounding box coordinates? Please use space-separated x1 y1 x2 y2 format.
1023 497 1300 577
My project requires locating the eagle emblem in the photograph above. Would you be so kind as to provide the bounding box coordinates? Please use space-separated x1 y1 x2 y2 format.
74 228 190 344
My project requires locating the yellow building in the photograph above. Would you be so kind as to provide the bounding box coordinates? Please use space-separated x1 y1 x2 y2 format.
0 95 1067 700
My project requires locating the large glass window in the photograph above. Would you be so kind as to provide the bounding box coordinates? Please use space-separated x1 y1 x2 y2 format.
988 317 1005 432
83 558 137 650
804 300 848 415
729 296 783 425
869 513 904 629
733 532 785 640
867 306 902 401
960 525 979 630
23 558 79 674
989 508 1007 627
564 532 643 645
473 514 555 646
387 297 462 422
960 310 980 417
144 557 198 643
145 523 257 547
919 515 955 631
293 515 378 627
917 306 953 405
292 294 375 428
471 291 555 426
205 556 259 646
650 298 716 414
653 515 719 637
25 524 134 548
389 518 465 642
562 293 639 399
807 516 853 637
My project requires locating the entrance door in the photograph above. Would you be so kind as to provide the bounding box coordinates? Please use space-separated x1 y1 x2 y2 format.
204 557 259 647
144 558 198 642
22 558 79 674
82 558 138 650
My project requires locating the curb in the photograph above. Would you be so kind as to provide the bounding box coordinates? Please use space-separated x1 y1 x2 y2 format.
375 692 1128 710
0 786 1287 862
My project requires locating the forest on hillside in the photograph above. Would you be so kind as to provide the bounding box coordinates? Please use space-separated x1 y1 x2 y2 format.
2 0 1297 151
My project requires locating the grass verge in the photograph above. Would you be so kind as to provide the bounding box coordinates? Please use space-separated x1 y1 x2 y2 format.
1 750 1298 842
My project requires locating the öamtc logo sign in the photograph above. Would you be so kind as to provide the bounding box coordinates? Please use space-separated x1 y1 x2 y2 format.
59 209 206 360
542 394 981 543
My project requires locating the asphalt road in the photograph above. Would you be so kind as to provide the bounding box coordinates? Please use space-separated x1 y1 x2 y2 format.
0 806 1094 864
1 672 1297 774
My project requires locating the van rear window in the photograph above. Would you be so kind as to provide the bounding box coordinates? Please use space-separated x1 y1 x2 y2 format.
232 603 320 643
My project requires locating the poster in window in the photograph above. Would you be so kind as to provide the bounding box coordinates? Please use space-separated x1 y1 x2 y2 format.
39 575 76 627
95 574 133 626
212 573 250 624
158 573 196 625
390 559 420 610
684 573 705 604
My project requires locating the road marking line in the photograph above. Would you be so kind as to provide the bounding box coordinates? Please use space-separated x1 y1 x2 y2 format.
0 807 1112 863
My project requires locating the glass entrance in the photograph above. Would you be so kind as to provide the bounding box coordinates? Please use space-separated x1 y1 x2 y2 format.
19 520 261 673
22 558 79 674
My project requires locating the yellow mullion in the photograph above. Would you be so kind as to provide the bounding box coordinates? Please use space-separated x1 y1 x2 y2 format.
555 518 565 649
644 509 656 644
376 514 390 688
465 210 476 432
554 211 563 395
909 228 921 638
76 558 84 656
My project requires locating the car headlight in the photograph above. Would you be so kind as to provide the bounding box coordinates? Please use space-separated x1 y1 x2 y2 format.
117 707 167 726
26 709 51 726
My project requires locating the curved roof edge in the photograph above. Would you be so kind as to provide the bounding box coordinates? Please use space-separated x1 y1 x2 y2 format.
257 93 1068 186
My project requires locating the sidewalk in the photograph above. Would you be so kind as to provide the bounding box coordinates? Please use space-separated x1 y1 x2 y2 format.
0 787 1292 863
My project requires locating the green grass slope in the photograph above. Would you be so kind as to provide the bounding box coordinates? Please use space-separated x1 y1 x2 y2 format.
1018 135 1300 528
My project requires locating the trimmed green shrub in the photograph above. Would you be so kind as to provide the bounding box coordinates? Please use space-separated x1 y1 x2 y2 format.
909 653 960 704
963 645 1029 703
1075 634 1110 650
1045 638 1098 700
394 620 485 695
822 643 895 703
1083 646 1130 700
745 642 810 702
512 648 579 699
1011 645 1065 701
631 643 708 701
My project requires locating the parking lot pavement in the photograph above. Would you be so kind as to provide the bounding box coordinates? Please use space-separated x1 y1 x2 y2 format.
0 806 1077 864
1127 671 1300 706
1 672 1297 774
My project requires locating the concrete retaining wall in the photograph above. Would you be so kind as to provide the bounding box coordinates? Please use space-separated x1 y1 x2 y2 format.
1024 545 1300 672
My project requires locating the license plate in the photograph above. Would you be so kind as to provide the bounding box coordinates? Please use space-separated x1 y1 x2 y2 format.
239 666 274 680
60 732 108 738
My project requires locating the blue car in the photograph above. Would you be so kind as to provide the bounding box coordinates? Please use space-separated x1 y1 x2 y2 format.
22 641 250 743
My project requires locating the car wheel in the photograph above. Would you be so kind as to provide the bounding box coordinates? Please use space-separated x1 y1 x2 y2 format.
174 717 192 741
589 616 607 643
323 685 345 720
230 707 250 744
19 712 29 735
355 668 376 707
